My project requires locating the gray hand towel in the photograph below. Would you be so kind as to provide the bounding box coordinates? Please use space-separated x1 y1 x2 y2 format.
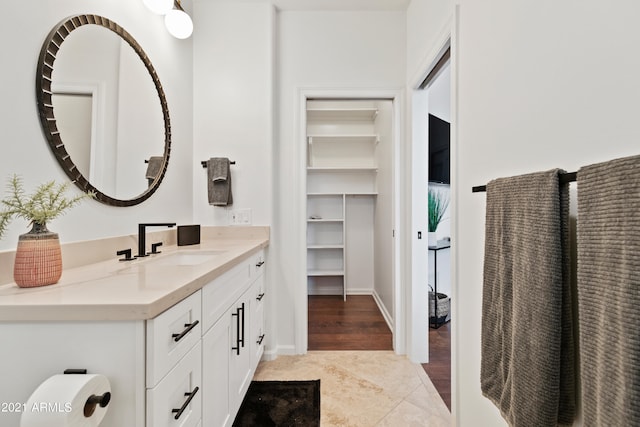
577 154 640 426
207 157 233 206
145 156 164 180
481 169 575 427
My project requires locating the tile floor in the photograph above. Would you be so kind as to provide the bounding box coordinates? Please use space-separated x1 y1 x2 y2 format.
253 351 451 426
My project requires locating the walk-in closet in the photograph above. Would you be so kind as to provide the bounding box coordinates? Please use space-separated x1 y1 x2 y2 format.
305 99 394 316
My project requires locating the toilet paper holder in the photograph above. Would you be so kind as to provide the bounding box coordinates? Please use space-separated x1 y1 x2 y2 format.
83 392 111 417
64 368 112 418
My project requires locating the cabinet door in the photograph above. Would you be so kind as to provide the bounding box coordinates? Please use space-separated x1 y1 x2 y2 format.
202 311 232 427
228 288 253 417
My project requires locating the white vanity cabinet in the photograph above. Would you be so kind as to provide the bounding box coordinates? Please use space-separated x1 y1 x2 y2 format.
0 245 267 427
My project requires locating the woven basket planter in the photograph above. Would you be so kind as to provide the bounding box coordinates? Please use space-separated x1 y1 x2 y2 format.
13 223 62 288
429 291 450 322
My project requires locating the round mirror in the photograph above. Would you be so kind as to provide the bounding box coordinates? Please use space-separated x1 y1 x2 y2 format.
36 15 171 207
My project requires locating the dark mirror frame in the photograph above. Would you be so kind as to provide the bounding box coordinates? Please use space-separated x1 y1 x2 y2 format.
36 14 171 207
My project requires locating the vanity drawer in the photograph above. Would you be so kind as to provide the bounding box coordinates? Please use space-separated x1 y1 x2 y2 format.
202 260 251 334
147 341 202 427
147 291 202 387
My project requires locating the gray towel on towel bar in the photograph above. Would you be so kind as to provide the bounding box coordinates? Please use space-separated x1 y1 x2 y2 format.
577 154 640 426
481 169 575 427
145 156 164 180
207 157 233 206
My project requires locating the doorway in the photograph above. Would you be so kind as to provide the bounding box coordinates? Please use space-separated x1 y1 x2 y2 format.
413 47 452 409
295 91 402 354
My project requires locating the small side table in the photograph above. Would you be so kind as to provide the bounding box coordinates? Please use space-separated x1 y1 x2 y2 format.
429 240 451 329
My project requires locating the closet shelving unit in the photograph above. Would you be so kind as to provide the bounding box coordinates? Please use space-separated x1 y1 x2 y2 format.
306 103 380 300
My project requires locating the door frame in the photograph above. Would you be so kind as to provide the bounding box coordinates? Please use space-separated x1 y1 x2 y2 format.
406 5 459 419
294 88 404 354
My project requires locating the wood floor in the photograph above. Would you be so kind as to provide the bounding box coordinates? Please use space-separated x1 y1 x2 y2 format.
307 295 451 411
422 321 451 410
308 295 393 351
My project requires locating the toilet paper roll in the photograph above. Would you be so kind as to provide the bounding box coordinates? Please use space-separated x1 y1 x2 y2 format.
20 374 111 427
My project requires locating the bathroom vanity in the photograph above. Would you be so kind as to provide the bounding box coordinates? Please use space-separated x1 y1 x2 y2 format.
0 227 268 427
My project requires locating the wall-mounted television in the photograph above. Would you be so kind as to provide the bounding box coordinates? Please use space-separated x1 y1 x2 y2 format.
429 114 450 184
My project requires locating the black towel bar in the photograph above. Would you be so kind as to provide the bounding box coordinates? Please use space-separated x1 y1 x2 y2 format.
472 171 577 193
201 160 236 168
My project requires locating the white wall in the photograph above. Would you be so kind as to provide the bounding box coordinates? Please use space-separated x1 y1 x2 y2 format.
276 9 406 352
0 0 193 250
192 1 273 227
406 0 452 84
435 1 640 425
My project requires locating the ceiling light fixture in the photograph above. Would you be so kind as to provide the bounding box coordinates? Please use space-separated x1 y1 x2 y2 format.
164 2 193 39
143 0 193 39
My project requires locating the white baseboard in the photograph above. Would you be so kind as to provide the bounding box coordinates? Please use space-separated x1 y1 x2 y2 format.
308 286 374 296
371 289 394 332
263 344 297 360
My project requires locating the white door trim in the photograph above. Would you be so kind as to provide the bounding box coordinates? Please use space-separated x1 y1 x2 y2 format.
406 5 460 422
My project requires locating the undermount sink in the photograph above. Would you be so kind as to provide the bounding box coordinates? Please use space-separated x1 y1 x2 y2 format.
146 250 226 266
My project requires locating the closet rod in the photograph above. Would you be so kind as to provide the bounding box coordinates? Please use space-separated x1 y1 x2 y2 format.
472 171 577 193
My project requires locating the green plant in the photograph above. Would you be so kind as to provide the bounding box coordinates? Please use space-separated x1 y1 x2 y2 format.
0 174 92 238
428 188 449 232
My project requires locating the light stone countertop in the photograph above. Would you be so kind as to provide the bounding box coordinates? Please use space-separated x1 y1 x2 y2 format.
0 229 268 321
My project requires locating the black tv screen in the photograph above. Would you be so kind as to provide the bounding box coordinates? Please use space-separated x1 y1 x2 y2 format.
429 114 450 184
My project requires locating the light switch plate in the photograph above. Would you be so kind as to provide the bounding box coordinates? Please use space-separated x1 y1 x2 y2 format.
229 208 252 225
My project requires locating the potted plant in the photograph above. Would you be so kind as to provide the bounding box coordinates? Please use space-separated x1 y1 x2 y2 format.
428 188 449 247
0 174 92 287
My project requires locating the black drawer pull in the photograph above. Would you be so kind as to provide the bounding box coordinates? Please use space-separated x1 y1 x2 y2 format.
256 293 265 301
172 320 199 342
257 334 265 345
256 261 265 267
172 386 199 420
231 308 241 355
240 303 245 348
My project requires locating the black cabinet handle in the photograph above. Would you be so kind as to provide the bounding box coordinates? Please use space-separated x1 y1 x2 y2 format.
172 386 199 420
240 303 245 348
172 320 199 342
256 334 265 345
256 293 265 301
231 308 241 355
256 261 265 267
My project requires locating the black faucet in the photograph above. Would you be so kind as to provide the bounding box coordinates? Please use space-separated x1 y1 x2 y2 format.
136 223 176 258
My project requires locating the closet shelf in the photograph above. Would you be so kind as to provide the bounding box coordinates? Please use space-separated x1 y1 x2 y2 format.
306 108 378 121
307 218 344 223
307 135 379 144
307 269 345 277
307 167 378 173
307 244 344 249
307 191 378 196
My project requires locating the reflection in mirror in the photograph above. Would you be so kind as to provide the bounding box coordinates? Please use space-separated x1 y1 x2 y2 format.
36 15 171 207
